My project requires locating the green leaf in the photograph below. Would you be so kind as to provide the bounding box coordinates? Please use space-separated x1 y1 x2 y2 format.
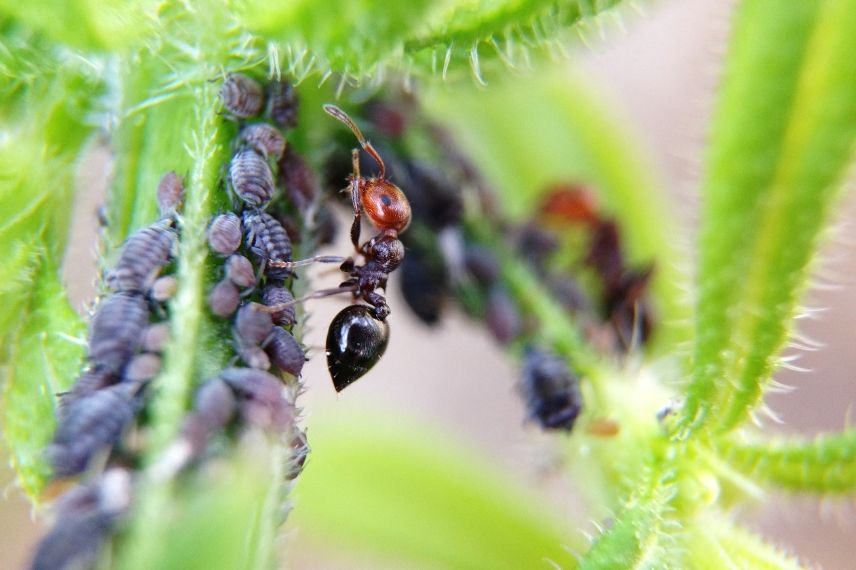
685 513 805 570
0 0 154 50
289 408 582 570
242 0 635 83
1 255 85 499
720 431 856 494
427 66 691 352
577 466 675 570
680 0 856 436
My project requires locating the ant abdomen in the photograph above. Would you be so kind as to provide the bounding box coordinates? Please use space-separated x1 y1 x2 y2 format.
326 304 390 392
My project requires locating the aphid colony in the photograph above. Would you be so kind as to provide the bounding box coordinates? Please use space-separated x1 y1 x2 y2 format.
31 74 314 570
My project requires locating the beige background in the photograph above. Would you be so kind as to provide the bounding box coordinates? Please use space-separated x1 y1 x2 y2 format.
3 0 855 568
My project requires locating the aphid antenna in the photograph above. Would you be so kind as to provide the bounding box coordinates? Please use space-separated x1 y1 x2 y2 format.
322 104 386 177
254 285 359 315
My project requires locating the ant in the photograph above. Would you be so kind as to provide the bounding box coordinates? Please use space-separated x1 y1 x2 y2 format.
263 105 412 390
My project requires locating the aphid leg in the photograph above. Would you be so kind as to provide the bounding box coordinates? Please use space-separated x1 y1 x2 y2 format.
350 149 363 248
253 285 358 315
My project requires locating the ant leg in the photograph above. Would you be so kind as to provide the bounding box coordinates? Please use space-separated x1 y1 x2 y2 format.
268 255 348 270
350 148 362 248
253 285 358 315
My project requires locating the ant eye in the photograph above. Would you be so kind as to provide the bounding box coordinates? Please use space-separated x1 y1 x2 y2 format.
362 180 412 232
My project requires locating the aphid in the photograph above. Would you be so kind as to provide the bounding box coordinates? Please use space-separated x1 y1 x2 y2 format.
150 275 178 302
177 379 237 459
242 210 292 278
404 160 463 229
48 383 140 478
220 73 265 119
464 245 500 287
278 145 316 213
585 219 625 292
225 254 256 288
140 322 170 353
208 279 240 317
59 368 119 412
219 367 294 431
88 292 149 373
326 305 390 392
286 427 309 480
606 266 655 351
239 345 271 370
123 353 162 382
267 79 299 129
261 283 296 326
399 246 448 325
238 122 286 160
516 223 559 275
519 347 583 432
105 220 175 293
229 148 275 208
156 171 185 216
265 327 305 377
207 212 243 255
31 470 130 570
235 303 274 346
485 287 522 345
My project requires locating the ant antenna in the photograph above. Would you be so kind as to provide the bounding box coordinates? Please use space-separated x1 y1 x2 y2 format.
323 104 386 178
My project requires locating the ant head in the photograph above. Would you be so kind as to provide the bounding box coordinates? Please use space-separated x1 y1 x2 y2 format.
324 104 412 234
323 104 387 178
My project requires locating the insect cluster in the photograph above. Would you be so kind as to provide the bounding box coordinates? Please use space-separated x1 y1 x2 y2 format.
30 74 317 570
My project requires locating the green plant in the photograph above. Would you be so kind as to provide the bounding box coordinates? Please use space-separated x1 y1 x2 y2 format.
1 1 855 568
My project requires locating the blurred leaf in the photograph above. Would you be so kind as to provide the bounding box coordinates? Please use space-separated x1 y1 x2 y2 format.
0 0 154 50
290 409 582 570
721 431 856 494
243 0 635 83
685 513 805 570
1 256 85 499
427 66 690 351
681 0 856 436
577 466 674 569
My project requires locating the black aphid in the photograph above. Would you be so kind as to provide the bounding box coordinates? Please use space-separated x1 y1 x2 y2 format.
239 123 286 161
220 73 265 119
48 383 140 478
400 247 448 325
235 303 274 346
156 171 184 216
464 245 500 287
88 292 149 373
229 148 275 208
485 287 522 345
219 367 294 431
278 145 316 214
267 79 299 129
242 210 292 278
208 279 240 317
261 283 296 326
225 254 256 288
519 347 583 432
265 327 305 377
207 212 243 255
105 220 175 293
326 305 389 392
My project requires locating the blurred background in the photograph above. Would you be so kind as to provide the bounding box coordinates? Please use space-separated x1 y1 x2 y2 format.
3 0 855 567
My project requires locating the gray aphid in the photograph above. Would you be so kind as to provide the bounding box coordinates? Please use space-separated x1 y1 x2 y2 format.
265 327 305 377
105 220 175 293
225 254 256 288
207 212 243 255
219 367 293 431
242 210 292 278
220 73 264 119
150 275 178 302
261 283 296 326
229 149 275 208
235 303 273 346
156 171 184 216
239 123 286 160
207 279 240 317
88 292 149 373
